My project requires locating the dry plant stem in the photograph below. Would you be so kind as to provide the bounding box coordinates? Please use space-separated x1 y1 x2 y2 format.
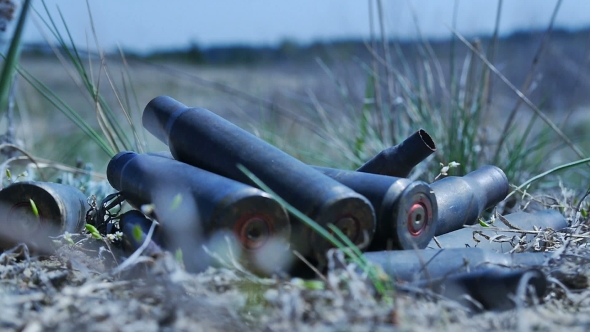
315 58 357 115
560 34 590 128
512 187 563 208
368 0 383 131
465 225 590 239
362 38 448 122
496 212 521 230
432 236 442 249
100 52 143 153
88 50 118 154
573 189 590 231
362 40 423 112
0 143 46 183
449 0 459 98
457 46 474 108
292 250 327 283
363 40 403 81
84 2 130 151
100 237 118 266
99 55 143 153
377 0 395 139
35 2 137 153
305 89 359 164
515 272 537 331
484 0 503 113
2 155 106 179
203 236 267 283
305 89 342 145
75 280 133 296
87 0 142 153
548 238 569 260
546 275 573 297
70 243 104 254
406 0 448 99
451 29 586 160
492 0 563 162
409 238 431 283
117 44 148 148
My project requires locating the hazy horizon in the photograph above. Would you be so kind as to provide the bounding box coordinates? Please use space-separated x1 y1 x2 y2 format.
14 0 590 54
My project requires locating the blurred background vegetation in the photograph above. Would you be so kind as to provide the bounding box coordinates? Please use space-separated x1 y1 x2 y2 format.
0 0 588 196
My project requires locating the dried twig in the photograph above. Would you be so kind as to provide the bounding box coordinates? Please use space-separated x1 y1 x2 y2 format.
293 250 327 283
0 143 46 183
496 211 522 230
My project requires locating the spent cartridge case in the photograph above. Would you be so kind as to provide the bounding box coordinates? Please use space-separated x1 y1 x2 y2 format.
0 181 88 253
142 95 376 264
431 165 509 236
357 129 436 177
107 151 291 273
314 166 437 251
363 247 550 282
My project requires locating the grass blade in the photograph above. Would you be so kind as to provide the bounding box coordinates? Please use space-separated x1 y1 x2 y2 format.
17 65 114 156
506 156 590 200
0 0 32 113
237 164 392 295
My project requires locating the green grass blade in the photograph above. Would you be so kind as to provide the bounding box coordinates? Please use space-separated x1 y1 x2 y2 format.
506 156 590 200
0 0 32 113
35 1 137 153
237 164 391 295
17 66 114 156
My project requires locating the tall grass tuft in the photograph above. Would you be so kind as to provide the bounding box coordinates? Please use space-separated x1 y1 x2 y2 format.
18 0 145 158
310 0 584 189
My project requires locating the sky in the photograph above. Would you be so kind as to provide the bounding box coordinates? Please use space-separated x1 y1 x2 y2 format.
15 0 590 54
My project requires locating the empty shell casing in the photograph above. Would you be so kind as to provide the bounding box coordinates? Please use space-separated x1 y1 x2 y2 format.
363 247 550 282
107 151 291 273
357 129 436 177
0 181 88 252
142 95 376 264
431 165 509 236
314 166 437 251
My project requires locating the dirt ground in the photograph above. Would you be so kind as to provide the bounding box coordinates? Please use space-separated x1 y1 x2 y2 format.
0 192 589 332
